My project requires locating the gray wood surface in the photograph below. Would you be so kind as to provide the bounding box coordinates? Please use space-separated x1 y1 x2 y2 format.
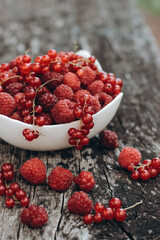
0 0 160 239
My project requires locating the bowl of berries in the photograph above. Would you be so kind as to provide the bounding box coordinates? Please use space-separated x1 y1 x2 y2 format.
0 50 123 151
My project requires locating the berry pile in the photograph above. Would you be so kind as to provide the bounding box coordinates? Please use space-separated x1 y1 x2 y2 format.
82 197 142 224
0 163 30 208
118 147 160 181
129 157 160 181
0 49 123 148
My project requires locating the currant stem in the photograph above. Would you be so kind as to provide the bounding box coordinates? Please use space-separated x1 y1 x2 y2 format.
25 49 31 55
124 200 143 211
0 75 21 86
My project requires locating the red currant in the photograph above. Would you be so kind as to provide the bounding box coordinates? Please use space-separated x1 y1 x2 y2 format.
41 55 51 66
15 189 26 200
114 208 126 222
2 170 14 181
22 55 31 63
10 182 20 193
93 213 103 223
131 171 140 180
1 163 13 172
5 188 14 197
140 170 150 181
102 207 114 220
5 198 15 208
94 203 105 213
20 196 30 207
47 49 57 59
82 114 93 125
83 214 93 224
109 197 122 210
0 184 6 195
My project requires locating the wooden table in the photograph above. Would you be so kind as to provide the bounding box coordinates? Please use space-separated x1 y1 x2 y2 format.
0 0 160 239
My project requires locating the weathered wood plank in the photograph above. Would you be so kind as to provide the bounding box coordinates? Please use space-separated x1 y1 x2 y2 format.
0 0 160 239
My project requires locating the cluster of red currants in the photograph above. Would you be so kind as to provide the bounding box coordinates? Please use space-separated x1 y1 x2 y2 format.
83 197 142 224
68 95 94 150
0 163 30 208
127 157 160 181
22 128 39 141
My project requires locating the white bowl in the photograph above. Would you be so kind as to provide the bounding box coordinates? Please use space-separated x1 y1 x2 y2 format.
0 50 123 151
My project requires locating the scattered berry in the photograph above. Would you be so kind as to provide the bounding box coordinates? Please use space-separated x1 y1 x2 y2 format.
20 158 46 185
48 166 73 191
68 191 93 215
118 147 141 169
100 130 118 149
21 204 48 228
74 171 95 192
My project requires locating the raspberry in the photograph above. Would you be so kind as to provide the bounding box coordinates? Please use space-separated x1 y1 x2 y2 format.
5 82 23 96
68 191 93 215
37 92 57 112
53 84 74 100
38 113 53 125
80 66 96 86
0 92 16 116
42 71 63 89
20 158 46 185
87 96 101 114
51 99 75 123
48 166 73 191
74 171 95 192
118 147 141 169
10 111 22 121
0 71 18 87
95 93 113 108
21 204 48 228
100 130 119 149
63 72 81 91
87 80 104 95
73 89 91 102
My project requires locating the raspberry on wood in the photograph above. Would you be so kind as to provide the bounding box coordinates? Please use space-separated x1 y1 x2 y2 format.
20 158 46 185
74 171 95 192
100 130 119 149
67 191 93 215
118 147 141 169
21 204 48 228
48 166 73 191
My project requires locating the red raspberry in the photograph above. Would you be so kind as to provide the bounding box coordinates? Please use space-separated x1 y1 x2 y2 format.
73 89 91 102
37 92 57 112
5 82 23 96
0 71 18 87
118 147 141 169
21 204 48 228
0 92 16 116
95 93 113 108
51 99 75 123
53 84 74 100
10 111 22 121
63 72 81 91
68 191 93 215
74 171 95 192
80 66 96 86
42 71 63 89
38 113 53 125
87 96 101 114
100 130 119 149
48 166 73 191
20 158 46 185
87 80 104 95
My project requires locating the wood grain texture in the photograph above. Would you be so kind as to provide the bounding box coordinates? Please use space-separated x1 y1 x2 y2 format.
0 0 160 239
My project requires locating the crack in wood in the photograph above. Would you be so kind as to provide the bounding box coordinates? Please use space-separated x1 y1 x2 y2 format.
54 193 65 240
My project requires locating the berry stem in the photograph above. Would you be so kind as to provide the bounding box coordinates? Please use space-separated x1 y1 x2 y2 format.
0 75 21 86
124 200 143 211
25 49 31 55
